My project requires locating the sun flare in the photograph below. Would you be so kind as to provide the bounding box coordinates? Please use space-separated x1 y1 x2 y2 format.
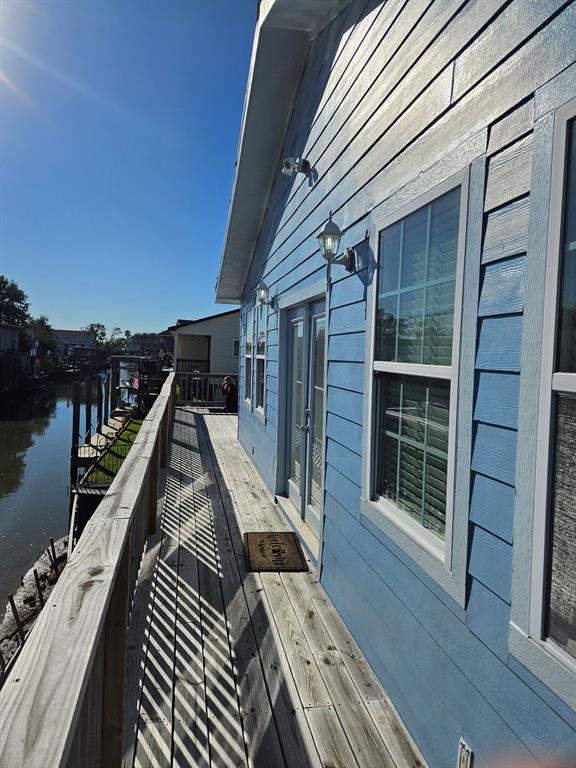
0 68 32 108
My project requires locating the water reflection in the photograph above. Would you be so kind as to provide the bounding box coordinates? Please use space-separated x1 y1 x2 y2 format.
0 383 78 598
0 365 130 598
0 390 58 499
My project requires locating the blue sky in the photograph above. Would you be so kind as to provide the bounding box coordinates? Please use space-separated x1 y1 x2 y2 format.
0 0 255 333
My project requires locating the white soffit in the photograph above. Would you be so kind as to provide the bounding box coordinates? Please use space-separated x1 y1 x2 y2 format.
215 0 353 304
262 0 354 33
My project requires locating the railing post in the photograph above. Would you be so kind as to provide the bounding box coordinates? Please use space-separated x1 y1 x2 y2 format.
101 539 129 766
160 409 168 469
147 436 160 534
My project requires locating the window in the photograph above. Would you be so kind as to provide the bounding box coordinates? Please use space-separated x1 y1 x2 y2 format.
510 91 576 707
372 187 461 545
233 339 240 358
244 311 253 402
255 303 266 410
542 117 576 660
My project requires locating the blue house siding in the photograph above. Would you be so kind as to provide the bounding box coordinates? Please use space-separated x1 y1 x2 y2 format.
233 2 576 765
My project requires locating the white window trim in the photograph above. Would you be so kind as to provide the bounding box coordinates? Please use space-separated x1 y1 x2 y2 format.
361 167 473 605
255 302 267 416
274 278 327 534
510 71 576 709
519 96 576 692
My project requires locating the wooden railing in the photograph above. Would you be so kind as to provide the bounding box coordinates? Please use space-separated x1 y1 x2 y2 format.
176 372 238 405
175 357 210 374
0 373 176 768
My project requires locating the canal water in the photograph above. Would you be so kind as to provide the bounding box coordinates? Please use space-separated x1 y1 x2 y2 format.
0 383 75 599
0 366 131 599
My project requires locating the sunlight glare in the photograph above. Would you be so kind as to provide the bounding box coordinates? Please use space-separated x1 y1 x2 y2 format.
0 69 32 108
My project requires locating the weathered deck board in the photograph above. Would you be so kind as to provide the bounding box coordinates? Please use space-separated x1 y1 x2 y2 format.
121 473 167 767
125 407 425 768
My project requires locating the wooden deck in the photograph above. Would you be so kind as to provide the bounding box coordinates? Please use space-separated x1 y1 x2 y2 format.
122 407 425 768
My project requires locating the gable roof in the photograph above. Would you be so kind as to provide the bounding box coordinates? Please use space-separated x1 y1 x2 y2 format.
54 329 97 346
215 0 352 304
167 308 240 332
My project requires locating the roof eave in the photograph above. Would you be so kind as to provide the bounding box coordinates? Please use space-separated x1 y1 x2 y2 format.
215 0 352 304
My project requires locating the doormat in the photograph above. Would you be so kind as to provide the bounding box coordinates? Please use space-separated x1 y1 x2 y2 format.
245 531 308 572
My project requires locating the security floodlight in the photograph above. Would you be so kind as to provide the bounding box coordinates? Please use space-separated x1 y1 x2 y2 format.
281 157 310 177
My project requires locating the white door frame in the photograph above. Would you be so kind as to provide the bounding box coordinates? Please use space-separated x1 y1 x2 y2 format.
275 279 328 560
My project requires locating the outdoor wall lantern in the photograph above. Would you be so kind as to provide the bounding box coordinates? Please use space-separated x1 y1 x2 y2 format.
317 211 356 272
256 281 274 307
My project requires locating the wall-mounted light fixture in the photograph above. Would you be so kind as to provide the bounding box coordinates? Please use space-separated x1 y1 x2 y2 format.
317 212 356 272
282 157 310 177
256 280 274 307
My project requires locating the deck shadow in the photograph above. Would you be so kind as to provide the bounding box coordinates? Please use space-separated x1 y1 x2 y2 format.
125 409 319 767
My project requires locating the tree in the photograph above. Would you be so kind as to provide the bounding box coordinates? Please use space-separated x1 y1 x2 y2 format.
82 322 107 345
0 275 31 326
29 315 58 354
107 327 126 354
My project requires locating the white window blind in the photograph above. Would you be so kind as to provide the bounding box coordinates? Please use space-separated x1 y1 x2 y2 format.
373 188 460 540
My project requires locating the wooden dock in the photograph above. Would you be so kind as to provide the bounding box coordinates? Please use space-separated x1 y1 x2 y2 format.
77 413 129 464
122 407 425 768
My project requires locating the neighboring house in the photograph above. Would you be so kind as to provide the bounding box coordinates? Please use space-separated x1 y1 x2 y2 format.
169 309 240 375
216 2 576 765
126 331 174 357
0 323 36 387
54 329 97 362
0 324 23 354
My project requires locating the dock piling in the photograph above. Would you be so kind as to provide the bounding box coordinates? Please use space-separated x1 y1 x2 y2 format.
33 569 44 608
70 381 81 487
103 373 110 426
84 377 92 445
97 374 103 432
49 538 60 577
8 595 25 644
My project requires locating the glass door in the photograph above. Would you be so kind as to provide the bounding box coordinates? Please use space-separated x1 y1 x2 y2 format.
288 317 305 511
287 301 326 537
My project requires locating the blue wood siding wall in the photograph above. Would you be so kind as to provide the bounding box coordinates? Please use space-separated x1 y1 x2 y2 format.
238 1 576 765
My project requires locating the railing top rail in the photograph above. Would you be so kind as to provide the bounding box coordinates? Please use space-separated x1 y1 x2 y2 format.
0 373 175 767
175 371 238 377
